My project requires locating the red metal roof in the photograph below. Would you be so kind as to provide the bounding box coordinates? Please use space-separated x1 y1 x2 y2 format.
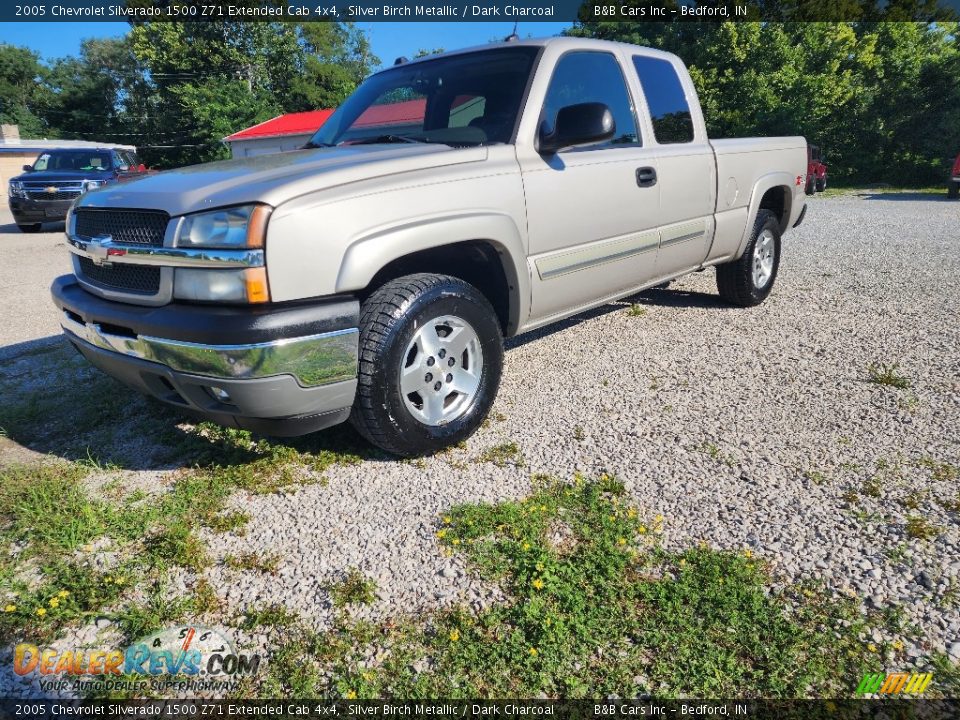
225 109 335 141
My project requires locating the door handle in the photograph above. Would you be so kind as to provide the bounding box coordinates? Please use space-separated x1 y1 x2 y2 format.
636 167 657 188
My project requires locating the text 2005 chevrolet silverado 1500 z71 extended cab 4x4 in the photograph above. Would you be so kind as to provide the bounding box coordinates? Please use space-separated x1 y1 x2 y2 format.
51 37 808 456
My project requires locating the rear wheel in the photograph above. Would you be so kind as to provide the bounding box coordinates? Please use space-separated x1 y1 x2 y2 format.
815 176 826 192
949 182 959 200
715 209 781 308
17 223 42 233
350 273 503 456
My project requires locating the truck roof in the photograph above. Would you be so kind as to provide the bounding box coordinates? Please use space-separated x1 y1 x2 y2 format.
377 36 680 74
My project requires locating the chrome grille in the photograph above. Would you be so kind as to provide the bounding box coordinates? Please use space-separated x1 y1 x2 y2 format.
23 181 82 201
75 209 168 247
78 257 161 295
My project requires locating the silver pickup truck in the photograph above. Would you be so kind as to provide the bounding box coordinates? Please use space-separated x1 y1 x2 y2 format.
51 37 808 456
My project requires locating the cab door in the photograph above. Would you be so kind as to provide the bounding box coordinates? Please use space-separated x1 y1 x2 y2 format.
519 50 662 323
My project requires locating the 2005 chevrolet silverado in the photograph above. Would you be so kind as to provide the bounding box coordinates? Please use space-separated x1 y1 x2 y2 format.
52 37 808 456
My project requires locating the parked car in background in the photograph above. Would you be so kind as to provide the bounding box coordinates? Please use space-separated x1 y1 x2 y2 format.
806 144 827 195
8 148 149 232
949 151 960 199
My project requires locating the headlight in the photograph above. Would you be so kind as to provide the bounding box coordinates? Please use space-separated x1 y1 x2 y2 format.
82 179 109 192
177 204 270 249
9 181 26 199
174 268 270 304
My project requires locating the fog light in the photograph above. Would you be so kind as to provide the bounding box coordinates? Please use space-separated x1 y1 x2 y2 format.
208 386 232 403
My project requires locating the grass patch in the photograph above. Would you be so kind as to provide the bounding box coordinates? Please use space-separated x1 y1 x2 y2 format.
866 362 910 389
905 516 942 541
476 441 525 468
918 458 959 483
240 603 299 631
257 477 873 698
329 568 377 608
226 552 281 575
626 304 647 317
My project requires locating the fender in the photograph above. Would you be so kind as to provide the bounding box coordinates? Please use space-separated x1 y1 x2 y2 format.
336 212 530 337
735 171 795 258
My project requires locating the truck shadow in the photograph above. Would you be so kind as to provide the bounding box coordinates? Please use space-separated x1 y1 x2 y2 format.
507 285 727 350
0 221 66 235
0 336 379 473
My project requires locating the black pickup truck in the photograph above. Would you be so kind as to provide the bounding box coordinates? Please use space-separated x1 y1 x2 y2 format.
8 147 149 232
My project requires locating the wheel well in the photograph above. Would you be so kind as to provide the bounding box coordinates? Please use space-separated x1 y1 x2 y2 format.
759 186 791 232
363 241 514 334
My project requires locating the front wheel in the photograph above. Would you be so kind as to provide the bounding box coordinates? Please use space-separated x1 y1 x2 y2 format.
949 182 959 200
350 273 504 456
715 209 782 308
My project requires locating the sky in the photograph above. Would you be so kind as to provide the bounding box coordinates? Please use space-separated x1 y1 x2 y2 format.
0 21 572 69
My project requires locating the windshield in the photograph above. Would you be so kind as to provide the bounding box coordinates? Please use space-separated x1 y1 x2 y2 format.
32 151 113 172
308 47 540 148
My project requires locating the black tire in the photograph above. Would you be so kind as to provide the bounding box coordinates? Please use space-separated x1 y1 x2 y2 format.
949 182 959 200
17 223 42 233
350 273 503 456
715 209 782 308
805 177 815 196
815 176 826 192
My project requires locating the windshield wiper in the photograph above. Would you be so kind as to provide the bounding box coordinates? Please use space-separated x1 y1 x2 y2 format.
342 134 428 146
302 140 334 149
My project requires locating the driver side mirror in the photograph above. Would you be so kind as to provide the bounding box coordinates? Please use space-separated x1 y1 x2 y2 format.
22 164 33 172
538 102 616 155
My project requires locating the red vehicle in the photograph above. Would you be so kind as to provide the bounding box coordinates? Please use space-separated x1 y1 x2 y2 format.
806 144 828 195
949 151 960 199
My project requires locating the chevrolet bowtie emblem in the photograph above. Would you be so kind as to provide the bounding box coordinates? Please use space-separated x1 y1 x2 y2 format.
46 186 57 193
86 237 125 266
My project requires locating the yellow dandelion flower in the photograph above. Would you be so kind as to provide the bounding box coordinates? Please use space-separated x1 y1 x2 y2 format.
452 538 460 546
892 640 904 651
449 629 460 642
627 508 638 519
532 578 545 590
539 505 547 512
4 605 16 613
104 575 113 583
443 516 452 525
58 591 70 598
35 607 47 617
744 549 753 559
535 563 544 571
345 690 357 700
654 514 664 523
617 538 627 546
48 598 59 608
362 671 374 682
522 542 531 551
544 618 552 627
867 643 878 653
679 559 686 567
638 525 648 534
115 576 125 585
528 647 538 657
436 529 447 539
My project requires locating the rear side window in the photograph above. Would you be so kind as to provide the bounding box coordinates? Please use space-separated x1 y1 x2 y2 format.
632 56 695 144
542 52 640 148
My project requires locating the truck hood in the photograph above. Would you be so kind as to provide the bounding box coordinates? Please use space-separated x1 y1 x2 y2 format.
13 170 113 183
75 144 487 217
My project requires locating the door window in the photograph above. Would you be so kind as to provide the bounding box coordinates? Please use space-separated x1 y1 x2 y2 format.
631 56 695 144
542 52 640 149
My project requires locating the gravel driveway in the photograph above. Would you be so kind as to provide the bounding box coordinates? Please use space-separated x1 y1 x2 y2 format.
2 192 959 687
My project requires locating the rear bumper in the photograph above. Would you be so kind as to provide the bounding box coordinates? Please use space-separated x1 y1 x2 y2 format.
8 197 73 224
51 274 360 436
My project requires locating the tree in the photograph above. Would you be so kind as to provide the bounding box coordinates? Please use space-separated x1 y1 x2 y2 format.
0 44 49 137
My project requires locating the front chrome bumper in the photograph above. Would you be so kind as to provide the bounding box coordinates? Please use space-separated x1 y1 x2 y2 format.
60 311 358 388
